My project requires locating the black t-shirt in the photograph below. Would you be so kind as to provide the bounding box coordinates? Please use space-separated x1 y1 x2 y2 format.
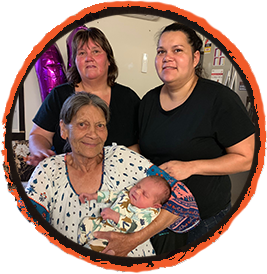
33 82 140 154
139 77 255 219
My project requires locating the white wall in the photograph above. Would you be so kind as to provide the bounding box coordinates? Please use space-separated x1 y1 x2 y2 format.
23 15 174 139
22 14 247 140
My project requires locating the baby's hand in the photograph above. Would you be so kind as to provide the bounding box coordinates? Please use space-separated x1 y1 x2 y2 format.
79 192 97 204
101 208 120 224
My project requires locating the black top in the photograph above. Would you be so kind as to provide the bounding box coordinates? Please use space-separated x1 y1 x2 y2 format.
33 82 140 154
139 77 255 219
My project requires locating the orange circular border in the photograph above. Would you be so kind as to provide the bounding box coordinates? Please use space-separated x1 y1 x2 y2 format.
3 1 265 272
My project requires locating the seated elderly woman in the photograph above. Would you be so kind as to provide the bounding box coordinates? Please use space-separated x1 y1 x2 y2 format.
25 92 200 257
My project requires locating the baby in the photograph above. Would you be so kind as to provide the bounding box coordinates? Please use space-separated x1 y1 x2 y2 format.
77 175 171 252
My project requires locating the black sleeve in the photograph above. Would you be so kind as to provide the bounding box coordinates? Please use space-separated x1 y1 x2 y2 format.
212 86 255 148
106 84 140 147
32 84 74 132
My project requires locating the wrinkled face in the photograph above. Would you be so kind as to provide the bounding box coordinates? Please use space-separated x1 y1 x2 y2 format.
129 177 163 209
75 39 110 83
155 31 199 86
60 105 108 159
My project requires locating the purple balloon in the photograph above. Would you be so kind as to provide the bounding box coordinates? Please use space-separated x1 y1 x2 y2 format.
66 25 88 69
35 43 67 101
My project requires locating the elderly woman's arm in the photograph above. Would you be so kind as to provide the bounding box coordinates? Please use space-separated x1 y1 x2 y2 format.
160 134 255 181
94 209 178 256
28 123 55 166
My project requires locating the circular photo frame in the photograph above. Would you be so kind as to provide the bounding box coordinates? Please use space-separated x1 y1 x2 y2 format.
3 2 265 272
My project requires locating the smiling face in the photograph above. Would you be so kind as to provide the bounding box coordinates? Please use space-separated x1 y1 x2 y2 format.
129 177 166 209
75 39 110 83
60 104 108 160
155 31 200 87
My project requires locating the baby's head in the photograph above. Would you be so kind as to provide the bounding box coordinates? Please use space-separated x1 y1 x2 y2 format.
129 175 171 209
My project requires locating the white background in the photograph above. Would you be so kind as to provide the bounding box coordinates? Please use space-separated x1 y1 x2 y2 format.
1 1 266 273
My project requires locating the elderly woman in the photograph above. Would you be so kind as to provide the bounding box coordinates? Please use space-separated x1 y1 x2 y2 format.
25 92 200 257
28 27 140 166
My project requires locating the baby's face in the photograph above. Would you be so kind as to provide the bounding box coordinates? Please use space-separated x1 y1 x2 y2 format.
129 178 162 209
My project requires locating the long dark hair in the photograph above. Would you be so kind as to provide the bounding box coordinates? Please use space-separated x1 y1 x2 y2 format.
67 27 118 86
157 23 203 77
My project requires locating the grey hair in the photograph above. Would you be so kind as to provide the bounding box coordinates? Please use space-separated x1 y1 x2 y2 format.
60 91 110 125
60 92 110 152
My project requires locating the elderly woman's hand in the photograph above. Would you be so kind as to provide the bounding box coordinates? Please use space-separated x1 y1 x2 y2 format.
93 231 138 257
93 209 182 256
159 160 195 181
